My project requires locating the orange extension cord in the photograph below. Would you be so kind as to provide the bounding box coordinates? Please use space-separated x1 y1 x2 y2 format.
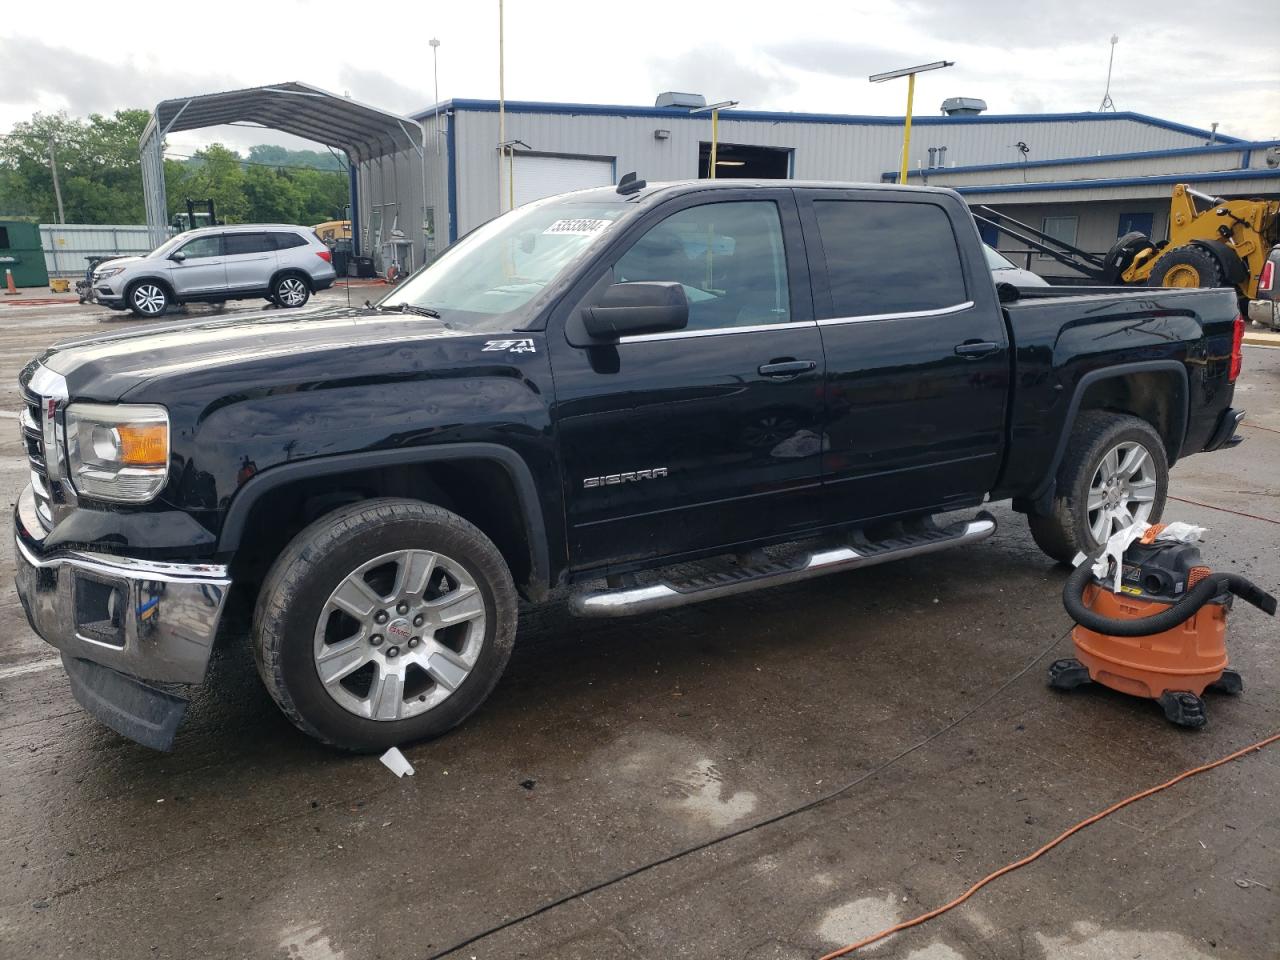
820 732 1280 959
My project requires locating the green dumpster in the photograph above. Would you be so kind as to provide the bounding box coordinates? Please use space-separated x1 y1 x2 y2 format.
0 221 50 288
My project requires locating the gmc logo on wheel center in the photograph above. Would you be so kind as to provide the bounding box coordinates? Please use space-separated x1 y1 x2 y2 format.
583 467 669 489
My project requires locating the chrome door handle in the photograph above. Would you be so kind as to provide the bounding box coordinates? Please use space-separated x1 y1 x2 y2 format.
758 359 817 377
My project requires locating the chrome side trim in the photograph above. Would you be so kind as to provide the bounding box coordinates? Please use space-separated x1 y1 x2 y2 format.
619 319 818 344
571 516 996 618
817 300 975 327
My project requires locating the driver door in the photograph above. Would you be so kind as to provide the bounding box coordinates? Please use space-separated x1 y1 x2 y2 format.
168 234 227 296
549 190 826 572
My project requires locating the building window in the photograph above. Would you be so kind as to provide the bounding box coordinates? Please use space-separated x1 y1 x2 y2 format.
1118 212 1154 238
1041 216 1078 259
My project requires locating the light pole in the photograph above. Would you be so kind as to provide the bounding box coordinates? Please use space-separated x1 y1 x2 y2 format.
1098 35 1119 112
690 100 739 179
497 0 506 212
430 38 441 154
870 60 953 184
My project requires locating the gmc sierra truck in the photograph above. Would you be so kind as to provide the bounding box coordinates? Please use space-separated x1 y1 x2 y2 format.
14 179 1247 751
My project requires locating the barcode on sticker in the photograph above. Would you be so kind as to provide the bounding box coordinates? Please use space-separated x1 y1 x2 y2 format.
543 219 609 236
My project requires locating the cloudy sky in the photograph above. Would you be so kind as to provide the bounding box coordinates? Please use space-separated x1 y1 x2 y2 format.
2 0 1277 157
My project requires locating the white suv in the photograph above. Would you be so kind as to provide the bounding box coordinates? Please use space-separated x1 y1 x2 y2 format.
92 224 338 316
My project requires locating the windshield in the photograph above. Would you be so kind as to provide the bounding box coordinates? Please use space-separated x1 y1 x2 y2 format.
149 233 189 258
378 198 630 327
983 244 1017 271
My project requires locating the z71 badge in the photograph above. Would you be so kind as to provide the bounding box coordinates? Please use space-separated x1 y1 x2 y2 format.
583 467 668 489
482 338 536 354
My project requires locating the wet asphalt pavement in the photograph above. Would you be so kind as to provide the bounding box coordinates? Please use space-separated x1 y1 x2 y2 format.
0 300 1276 960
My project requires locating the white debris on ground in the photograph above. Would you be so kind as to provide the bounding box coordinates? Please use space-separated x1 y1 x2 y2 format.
379 747 415 778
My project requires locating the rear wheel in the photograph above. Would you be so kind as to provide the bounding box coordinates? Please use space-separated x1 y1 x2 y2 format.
1147 245 1224 290
253 499 517 751
127 281 171 317
1028 412 1168 564
272 274 311 308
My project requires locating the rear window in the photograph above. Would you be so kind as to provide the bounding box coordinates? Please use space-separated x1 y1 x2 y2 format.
225 233 275 255
274 232 308 249
814 200 968 317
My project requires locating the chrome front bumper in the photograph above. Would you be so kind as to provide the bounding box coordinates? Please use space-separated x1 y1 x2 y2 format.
13 484 231 686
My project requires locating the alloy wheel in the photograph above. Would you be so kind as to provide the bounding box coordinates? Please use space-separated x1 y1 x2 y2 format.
277 278 308 307
133 284 167 315
1087 440 1158 543
313 549 487 721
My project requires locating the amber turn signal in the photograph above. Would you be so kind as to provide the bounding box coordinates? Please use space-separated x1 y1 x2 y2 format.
117 423 169 466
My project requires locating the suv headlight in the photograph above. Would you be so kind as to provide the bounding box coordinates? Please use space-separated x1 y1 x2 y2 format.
95 267 125 280
64 403 170 503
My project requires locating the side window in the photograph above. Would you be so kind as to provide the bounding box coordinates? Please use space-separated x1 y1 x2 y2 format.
614 200 790 331
814 200 967 317
178 235 222 260
224 233 274 255
1041 215 1078 260
276 232 308 249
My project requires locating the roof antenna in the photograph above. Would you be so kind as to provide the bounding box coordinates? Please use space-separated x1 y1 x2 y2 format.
616 171 646 195
1098 35 1119 112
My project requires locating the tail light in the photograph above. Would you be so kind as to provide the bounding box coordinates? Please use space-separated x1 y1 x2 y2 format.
315 249 333 263
1229 313 1244 382
1260 259 1274 293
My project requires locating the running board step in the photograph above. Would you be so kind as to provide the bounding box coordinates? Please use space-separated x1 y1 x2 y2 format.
570 512 996 618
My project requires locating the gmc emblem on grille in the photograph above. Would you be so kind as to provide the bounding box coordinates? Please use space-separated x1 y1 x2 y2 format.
583 467 668 489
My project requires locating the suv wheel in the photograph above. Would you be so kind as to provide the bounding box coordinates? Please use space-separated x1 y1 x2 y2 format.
253 499 517 751
1028 411 1168 564
273 275 311 308
128 282 171 317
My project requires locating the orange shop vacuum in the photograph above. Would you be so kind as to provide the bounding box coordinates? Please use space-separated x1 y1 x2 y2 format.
1050 526 1276 727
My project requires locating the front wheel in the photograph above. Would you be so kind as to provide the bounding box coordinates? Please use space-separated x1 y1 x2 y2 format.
1028 411 1168 564
253 499 517 750
128 282 171 317
272 274 311 308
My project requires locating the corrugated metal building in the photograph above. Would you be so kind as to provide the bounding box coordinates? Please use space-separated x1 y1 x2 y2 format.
41 223 155 277
409 98 1249 256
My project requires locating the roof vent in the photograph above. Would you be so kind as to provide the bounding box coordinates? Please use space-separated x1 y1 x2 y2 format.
655 91 706 109
941 97 987 117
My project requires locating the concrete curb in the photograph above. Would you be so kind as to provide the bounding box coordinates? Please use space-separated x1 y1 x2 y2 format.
1244 330 1280 348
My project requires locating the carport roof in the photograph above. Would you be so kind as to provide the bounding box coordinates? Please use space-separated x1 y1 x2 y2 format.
147 82 423 162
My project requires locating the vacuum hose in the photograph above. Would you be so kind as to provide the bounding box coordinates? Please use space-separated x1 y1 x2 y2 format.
1064 559 1277 637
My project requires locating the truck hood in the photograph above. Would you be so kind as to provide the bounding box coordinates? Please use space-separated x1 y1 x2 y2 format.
34 305 462 401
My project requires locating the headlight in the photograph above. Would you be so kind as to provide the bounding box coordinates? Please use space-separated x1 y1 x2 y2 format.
64 403 170 503
95 267 125 280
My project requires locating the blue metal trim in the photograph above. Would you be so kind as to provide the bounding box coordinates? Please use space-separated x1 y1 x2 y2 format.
954 167 1280 195
446 109 458 244
893 138 1280 180
410 99 1240 143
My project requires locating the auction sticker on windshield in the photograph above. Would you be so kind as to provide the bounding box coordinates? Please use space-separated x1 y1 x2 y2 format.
543 219 611 236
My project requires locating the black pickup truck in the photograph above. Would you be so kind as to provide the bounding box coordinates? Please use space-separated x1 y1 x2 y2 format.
14 180 1247 751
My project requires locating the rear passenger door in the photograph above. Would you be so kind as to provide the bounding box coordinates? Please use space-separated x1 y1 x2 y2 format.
799 189 1009 524
223 232 279 292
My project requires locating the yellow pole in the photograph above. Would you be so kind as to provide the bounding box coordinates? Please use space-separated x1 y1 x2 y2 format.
498 0 506 212
898 72 915 184
709 108 719 179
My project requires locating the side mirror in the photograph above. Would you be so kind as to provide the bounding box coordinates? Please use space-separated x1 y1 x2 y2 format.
170 251 187 263
582 281 688 339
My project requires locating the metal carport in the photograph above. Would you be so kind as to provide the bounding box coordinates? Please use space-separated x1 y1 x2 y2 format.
140 82 428 270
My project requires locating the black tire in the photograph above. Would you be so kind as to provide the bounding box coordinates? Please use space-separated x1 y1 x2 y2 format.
1028 411 1169 564
1101 231 1155 284
272 273 311 309
126 280 172 317
1147 245 1224 290
253 498 517 751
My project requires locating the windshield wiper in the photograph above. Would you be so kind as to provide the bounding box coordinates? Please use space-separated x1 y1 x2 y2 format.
371 302 442 319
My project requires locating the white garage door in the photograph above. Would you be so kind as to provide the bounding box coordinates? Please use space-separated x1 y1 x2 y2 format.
503 155 614 208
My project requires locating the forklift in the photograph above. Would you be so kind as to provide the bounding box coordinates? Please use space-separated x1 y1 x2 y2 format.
972 184 1280 306
170 198 221 233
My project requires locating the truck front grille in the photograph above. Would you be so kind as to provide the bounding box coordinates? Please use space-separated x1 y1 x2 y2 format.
20 387 55 530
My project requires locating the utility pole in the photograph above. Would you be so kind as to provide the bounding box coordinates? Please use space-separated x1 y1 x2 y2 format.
1099 35 1119 112
430 38 441 154
47 136 65 224
869 61 954 184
